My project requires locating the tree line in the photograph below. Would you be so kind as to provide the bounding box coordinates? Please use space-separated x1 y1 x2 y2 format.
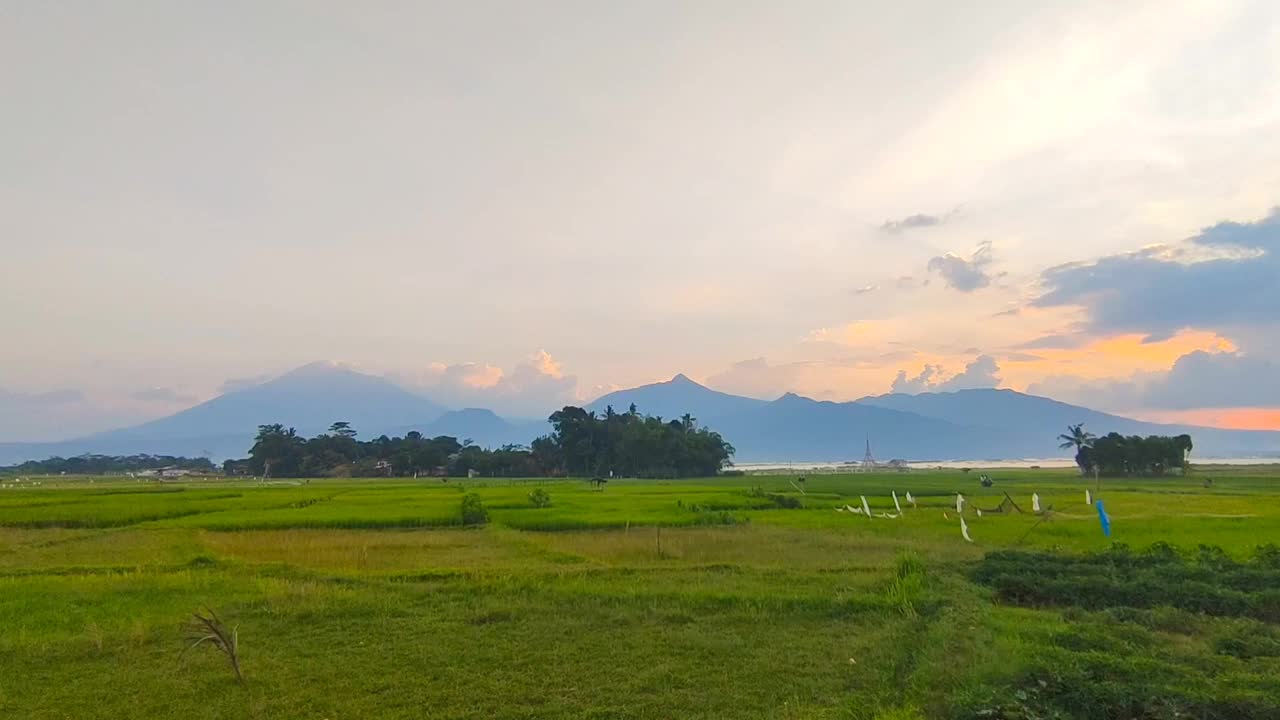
227 404 735 479
1 454 217 476
1058 424 1193 476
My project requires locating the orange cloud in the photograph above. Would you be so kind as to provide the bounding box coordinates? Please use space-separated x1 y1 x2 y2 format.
1133 408 1280 431
459 365 504 389
1000 331 1236 389
528 350 564 379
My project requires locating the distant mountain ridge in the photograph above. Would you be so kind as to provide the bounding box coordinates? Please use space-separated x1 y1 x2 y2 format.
587 374 767 419
2 366 1277 466
589 376 1280 462
855 388 1280 459
3 364 493 464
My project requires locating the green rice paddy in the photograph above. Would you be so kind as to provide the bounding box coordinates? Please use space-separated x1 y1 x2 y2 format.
1 467 1277 718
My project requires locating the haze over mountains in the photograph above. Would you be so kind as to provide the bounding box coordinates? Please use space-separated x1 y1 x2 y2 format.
590 376 1280 462
2 363 1277 466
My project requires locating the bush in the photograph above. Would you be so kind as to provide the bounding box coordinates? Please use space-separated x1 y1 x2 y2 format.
1213 620 1280 659
954 620 1280 720
527 488 552 508
971 543 1280 622
885 552 926 618
766 493 803 509
460 493 489 525
691 510 742 526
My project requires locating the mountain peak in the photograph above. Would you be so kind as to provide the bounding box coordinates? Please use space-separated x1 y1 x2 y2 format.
587 372 768 419
447 408 502 419
280 360 363 380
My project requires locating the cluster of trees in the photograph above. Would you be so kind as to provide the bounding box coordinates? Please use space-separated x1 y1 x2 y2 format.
1 454 217 476
1058 424 1193 476
229 406 735 479
543 405 734 478
225 422 538 478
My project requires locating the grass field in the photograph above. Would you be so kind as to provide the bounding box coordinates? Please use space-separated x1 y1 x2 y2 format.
2 468 1279 719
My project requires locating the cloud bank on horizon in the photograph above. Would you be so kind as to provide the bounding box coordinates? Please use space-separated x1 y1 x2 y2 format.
2 1 1279 440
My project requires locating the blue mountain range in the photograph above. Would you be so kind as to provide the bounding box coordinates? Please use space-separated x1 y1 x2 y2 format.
2 365 1277 465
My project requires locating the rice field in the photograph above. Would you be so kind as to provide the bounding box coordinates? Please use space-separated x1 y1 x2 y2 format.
1 467 1278 719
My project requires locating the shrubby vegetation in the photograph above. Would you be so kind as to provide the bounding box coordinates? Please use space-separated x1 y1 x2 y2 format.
973 542 1280 621
955 618 1280 720
964 542 1280 719
527 488 552 508
459 493 489 525
230 405 734 479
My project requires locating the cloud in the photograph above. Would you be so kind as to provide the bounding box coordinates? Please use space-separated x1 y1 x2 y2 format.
0 387 167 442
0 386 83 404
853 284 879 295
1017 333 1088 350
881 213 943 234
431 362 505 389
0 388 85 408
1026 349 1279 413
1033 208 1280 339
890 364 942 393
889 355 1002 394
219 374 273 394
705 357 803 399
927 241 993 292
397 350 579 417
1025 374 1150 412
1143 351 1280 409
937 355 1002 390
494 351 577 407
129 387 198 405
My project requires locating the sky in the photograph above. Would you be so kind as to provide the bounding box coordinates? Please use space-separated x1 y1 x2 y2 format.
2 1 1279 441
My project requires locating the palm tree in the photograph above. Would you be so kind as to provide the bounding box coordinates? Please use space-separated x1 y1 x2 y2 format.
1058 423 1095 475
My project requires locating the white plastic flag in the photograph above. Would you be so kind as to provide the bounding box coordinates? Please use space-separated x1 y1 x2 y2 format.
1032 493 1041 513
892 491 903 514
905 491 916 507
960 517 973 542
845 504 862 514
861 495 872 517
956 493 965 513
1085 489 1092 505
976 508 983 517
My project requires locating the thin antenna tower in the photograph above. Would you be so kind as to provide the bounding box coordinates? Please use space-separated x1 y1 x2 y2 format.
862 436 877 471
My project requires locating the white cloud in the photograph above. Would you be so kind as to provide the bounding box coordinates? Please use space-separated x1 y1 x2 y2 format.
889 355 1003 394
937 355 1002 390
396 350 580 418
890 365 942 394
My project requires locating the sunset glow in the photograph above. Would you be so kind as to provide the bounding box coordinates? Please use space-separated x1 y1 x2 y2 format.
1135 408 1280 432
